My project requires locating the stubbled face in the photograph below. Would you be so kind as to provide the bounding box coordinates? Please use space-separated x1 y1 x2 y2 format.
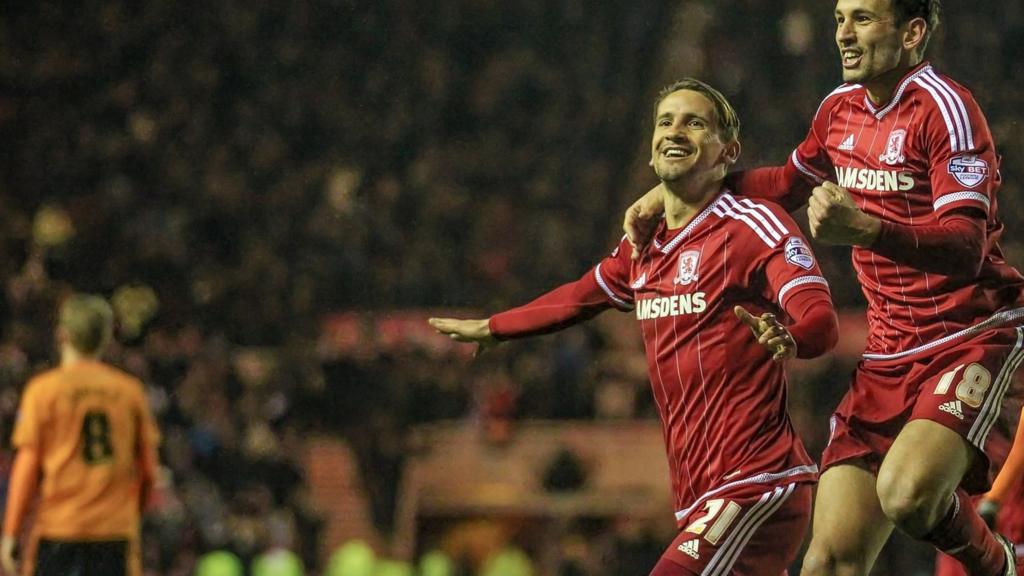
650 90 731 186
835 0 908 85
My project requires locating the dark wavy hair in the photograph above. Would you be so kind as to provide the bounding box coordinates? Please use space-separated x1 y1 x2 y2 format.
890 0 942 53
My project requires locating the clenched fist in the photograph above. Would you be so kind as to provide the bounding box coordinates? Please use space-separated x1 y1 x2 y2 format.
807 181 881 247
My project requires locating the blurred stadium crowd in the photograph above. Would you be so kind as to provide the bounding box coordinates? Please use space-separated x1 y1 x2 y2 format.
1 0 1023 574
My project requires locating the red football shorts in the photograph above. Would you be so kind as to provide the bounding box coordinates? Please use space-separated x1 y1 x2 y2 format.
649 482 812 576
822 325 1024 493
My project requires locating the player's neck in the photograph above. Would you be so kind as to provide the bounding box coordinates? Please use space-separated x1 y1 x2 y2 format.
863 76 901 106
863 57 923 106
662 179 721 230
60 346 98 367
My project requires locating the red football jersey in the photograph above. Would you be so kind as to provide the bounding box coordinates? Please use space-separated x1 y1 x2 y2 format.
789 62 1024 360
595 191 828 521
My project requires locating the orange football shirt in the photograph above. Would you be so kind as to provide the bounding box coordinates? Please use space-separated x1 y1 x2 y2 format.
11 360 160 539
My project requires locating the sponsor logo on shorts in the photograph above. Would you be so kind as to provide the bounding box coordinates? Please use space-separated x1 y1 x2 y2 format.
678 539 700 559
939 400 965 420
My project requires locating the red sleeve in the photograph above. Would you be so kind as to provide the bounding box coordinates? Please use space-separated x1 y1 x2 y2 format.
921 80 1000 218
872 210 986 276
784 289 839 359
2 448 40 537
727 164 815 212
489 238 634 339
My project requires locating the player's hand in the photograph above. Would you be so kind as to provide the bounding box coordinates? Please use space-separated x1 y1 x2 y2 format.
734 306 797 362
624 184 665 259
807 181 881 247
977 498 1000 529
1 534 17 576
428 317 499 357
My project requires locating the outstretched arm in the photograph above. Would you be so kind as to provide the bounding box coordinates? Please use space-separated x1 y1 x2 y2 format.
430 265 627 351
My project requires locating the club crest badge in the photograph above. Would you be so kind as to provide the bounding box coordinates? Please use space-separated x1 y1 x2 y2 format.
948 155 989 188
674 250 700 285
878 128 907 165
785 237 814 270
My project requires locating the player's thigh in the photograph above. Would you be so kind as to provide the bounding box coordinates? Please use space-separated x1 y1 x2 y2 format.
877 420 973 526
657 483 811 576
801 464 894 576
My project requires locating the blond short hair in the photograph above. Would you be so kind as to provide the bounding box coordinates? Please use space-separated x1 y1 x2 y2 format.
59 294 114 355
653 78 741 143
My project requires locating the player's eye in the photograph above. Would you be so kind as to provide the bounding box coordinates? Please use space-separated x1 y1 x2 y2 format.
688 119 705 128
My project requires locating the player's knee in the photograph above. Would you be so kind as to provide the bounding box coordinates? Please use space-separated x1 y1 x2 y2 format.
801 542 870 576
876 467 946 535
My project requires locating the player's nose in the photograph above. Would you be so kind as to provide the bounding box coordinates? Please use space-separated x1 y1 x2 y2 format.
836 21 855 43
664 129 690 143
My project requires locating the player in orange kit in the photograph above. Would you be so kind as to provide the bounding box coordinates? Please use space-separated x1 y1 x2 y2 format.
1 294 161 576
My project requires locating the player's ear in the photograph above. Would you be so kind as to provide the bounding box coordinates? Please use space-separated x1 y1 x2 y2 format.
721 139 741 167
902 16 927 53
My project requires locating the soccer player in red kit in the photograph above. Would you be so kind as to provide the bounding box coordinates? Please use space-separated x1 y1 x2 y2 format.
624 1 1024 575
430 78 839 575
